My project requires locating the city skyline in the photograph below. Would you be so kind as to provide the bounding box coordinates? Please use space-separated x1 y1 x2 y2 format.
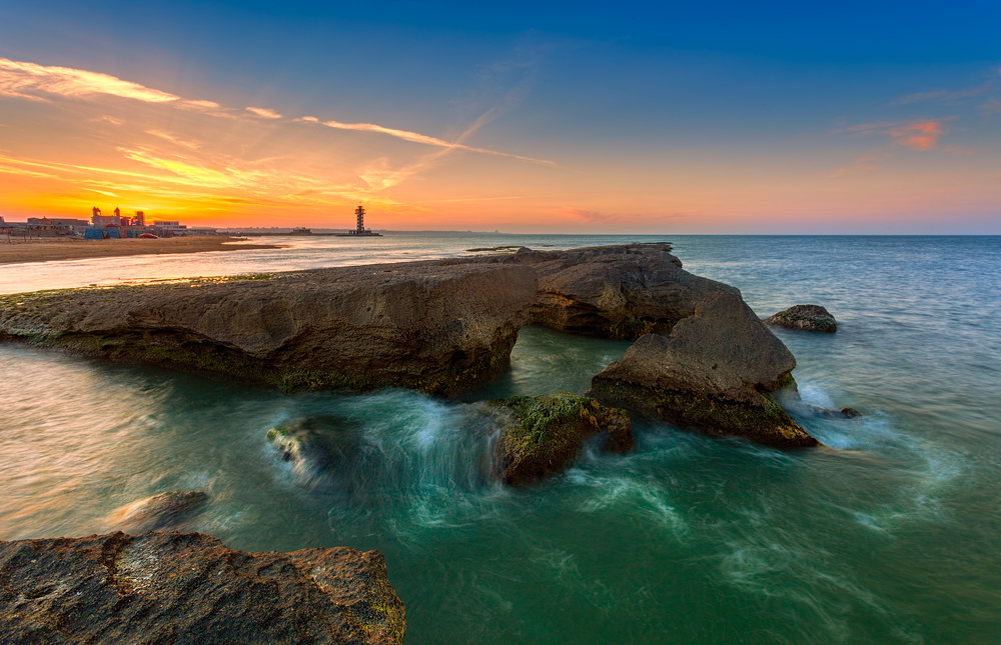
1 1 1000 233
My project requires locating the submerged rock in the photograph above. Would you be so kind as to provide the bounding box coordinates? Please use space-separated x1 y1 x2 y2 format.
589 291 818 448
0 259 537 397
266 417 363 492
0 531 405 644
508 243 738 340
488 391 633 486
103 490 208 533
765 304 837 333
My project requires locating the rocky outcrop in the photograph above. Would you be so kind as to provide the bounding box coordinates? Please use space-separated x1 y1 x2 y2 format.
102 490 208 533
765 304 837 333
487 392 633 486
507 243 738 340
589 291 817 448
0 531 405 644
0 259 537 397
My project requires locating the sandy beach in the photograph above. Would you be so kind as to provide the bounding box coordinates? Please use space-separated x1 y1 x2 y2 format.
0 236 284 265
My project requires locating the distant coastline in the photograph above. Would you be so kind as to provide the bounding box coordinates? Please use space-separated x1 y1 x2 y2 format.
0 236 285 265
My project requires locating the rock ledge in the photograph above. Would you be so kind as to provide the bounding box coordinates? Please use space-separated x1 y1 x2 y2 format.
0 531 406 644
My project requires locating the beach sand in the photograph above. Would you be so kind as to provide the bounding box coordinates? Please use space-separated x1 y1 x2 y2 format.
0 236 284 265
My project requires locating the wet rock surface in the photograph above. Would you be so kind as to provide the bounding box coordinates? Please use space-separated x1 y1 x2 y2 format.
488 391 633 486
0 260 537 397
589 291 818 448
507 243 739 340
0 531 406 644
765 304 837 333
103 490 208 533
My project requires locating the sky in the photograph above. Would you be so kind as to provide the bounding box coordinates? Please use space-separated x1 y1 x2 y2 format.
0 1 999 233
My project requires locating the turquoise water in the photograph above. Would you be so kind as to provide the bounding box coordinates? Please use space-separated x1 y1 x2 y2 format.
2 235 1000 643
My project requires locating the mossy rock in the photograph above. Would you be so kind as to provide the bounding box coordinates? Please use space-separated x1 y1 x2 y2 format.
589 379 817 448
488 391 633 486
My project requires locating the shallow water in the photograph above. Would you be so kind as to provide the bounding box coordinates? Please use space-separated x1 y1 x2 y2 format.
2 235 1000 644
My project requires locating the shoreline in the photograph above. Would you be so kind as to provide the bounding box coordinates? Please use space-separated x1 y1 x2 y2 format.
0 236 285 265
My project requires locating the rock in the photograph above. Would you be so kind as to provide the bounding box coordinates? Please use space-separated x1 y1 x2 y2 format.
103 490 208 533
841 407 861 418
0 531 405 644
765 304 837 333
0 259 537 397
589 291 818 448
487 391 633 486
266 417 364 492
506 243 739 340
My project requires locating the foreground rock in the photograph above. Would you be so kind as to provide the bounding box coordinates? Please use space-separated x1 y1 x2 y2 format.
102 490 208 533
507 243 739 339
589 291 818 448
488 392 633 486
0 259 537 397
0 531 405 644
765 304 837 333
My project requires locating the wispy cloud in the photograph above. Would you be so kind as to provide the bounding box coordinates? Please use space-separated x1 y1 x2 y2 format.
837 119 949 151
830 151 889 178
246 106 282 119
315 116 553 165
145 129 201 150
893 83 993 106
0 58 179 103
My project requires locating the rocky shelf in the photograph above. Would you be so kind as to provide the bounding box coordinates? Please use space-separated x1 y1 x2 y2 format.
0 531 405 644
0 243 825 446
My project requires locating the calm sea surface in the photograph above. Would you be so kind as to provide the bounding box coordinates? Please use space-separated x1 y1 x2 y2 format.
2 234 1000 644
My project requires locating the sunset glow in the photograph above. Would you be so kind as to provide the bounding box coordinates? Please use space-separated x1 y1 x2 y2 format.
1 3 999 232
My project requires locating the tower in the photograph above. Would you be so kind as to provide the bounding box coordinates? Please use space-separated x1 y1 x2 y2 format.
355 205 365 233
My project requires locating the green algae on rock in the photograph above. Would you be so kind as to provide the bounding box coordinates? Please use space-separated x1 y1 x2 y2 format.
488 391 633 486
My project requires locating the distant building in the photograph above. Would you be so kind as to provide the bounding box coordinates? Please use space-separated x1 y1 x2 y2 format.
134 211 145 227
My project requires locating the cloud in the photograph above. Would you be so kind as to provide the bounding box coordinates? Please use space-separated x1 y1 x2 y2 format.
830 151 889 178
887 121 944 150
0 58 179 103
0 57 552 171
893 83 992 105
246 106 282 119
980 98 1001 114
837 119 948 151
145 129 201 150
317 116 553 165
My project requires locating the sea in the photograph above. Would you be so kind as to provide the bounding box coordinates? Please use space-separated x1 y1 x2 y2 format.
1 234 999 644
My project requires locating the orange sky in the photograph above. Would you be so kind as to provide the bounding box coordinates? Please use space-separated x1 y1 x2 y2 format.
1 54 999 233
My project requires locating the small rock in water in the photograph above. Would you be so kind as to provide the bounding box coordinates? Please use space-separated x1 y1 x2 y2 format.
765 304 837 333
266 416 365 492
103 490 208 533
488 391 633 487
841 407 861 418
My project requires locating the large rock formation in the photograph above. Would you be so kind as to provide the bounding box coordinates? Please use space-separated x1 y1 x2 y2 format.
0 260 537 397
589 291 817 448
487 392 633 486
0 531 405 644
507 243 738 339
765 304 837 333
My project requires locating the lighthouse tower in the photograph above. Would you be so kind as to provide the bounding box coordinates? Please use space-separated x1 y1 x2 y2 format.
355 205 365 234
